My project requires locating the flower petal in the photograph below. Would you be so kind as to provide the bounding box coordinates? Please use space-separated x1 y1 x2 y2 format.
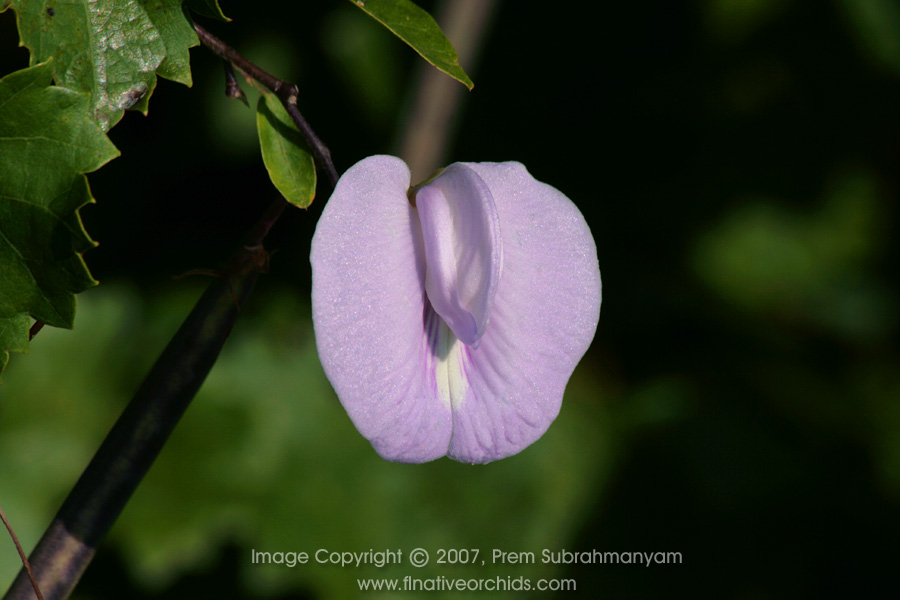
310 155 452 463
415 164 502 346
445 162 601 464
312 157 601 465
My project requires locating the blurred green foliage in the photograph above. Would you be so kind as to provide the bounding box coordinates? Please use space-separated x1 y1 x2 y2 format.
702 0 791 43
837 0 900 75
0 284 614 598
321 6 403 131
694 166 895 341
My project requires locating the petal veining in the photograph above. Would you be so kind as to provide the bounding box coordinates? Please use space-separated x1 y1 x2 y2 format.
414 164 502 347
310 155 452 463
445 162 601 464
311 156 600 465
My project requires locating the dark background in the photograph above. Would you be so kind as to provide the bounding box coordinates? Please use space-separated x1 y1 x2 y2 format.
2 0 899 597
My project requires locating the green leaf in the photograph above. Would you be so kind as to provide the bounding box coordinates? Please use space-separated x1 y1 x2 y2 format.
349 0 474 90
256 93 316 208
145 0 200 87
4 0 198 130
0 63 119 365
185 0 230 22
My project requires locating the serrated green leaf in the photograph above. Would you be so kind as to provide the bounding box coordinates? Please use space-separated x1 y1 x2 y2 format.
4 0 198 130
0 63 119 358
350 0 474 90
145 0 200 87
256 93 316 208
185 0 230 22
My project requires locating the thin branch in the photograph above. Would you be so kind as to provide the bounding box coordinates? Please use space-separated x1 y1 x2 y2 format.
0 506 44 600
193 22 340 188
223 61 248 106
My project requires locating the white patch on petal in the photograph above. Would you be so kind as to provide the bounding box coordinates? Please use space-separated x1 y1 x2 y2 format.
425 303 469 411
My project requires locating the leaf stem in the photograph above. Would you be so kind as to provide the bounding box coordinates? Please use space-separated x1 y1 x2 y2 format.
193 22 339 188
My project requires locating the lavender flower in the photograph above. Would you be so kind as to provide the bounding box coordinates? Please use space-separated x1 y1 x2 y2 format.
311 156 601 463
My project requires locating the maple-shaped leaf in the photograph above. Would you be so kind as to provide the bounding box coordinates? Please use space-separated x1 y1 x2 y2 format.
2 0 198 130
0 62 119 376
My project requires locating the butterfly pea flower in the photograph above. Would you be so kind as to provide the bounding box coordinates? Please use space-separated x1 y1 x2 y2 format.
310 156 601 464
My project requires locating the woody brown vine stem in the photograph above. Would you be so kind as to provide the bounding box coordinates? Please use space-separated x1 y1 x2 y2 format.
193 21 340 188
5 25 339 599
4 232 262 600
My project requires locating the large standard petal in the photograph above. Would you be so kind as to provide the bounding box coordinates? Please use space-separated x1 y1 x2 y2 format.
310 155 452 463
446 162 602 464
415 164 502 347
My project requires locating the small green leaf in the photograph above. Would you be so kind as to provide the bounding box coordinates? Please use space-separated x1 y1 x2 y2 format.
256 93 316 208
185 0 231 22
350 0 474 90
0 62 119 365
5 0 198 130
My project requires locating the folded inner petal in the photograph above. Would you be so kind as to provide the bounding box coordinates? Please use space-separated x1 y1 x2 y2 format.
414 164 502 347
